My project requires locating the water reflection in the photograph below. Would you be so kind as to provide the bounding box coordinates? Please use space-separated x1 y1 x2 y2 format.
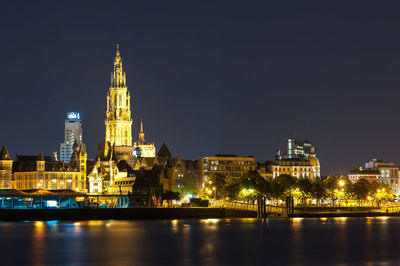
0 218 399 265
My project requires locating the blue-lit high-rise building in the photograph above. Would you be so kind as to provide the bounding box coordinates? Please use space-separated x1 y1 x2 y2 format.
60 112 83 162
284 137 312 160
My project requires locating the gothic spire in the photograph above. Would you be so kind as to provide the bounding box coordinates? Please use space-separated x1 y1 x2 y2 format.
111 43 126 87
37 151 45 161
0 145 12 160
138 119 145 143
73 139 80 152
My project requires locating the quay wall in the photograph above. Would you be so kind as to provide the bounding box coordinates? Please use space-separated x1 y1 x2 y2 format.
0 208 257 221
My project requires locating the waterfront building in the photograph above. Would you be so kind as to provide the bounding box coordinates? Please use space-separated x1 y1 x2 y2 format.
12 143 87 192
60 112 83 163
284 137 313 160
198 155 257 188
349 158 400 194
128 143 198 193
87 147 135 195
0 145 13 189
133 121 156 158
86 159 112 194
132 167 165 206
105 161 136 194
264 146 320 179
348 167 381 183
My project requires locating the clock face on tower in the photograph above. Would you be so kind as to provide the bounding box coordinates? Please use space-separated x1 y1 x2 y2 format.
121 111 129 120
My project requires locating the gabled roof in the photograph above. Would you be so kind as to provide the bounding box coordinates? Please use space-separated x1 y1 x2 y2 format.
157 142 171 158
15 155 53 162
12 154 79 173
0 145 12 160
117 160 135 174
86 160 98 175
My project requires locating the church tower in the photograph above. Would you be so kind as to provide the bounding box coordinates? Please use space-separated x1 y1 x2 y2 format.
105 44 133 147
0 145 13 189
134 120 156 158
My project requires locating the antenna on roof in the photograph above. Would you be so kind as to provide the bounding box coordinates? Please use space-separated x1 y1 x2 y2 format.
306 120 311 142
289 120 295 138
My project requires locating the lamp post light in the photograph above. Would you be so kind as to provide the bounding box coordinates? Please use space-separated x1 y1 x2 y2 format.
213 187 216 201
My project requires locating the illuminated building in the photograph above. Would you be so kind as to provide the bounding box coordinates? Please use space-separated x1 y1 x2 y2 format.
284 137 312 160
87 148 135 195
261 146 320 179
348 167 381 183
198 155 257 187
60 112 83 163
103 44 134 160
133 120 156 158
129 143 198 193
349 158 400 194
12 143 87 192
0 145 13 189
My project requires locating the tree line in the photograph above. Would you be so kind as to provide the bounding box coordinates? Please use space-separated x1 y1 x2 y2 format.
201 171 394 207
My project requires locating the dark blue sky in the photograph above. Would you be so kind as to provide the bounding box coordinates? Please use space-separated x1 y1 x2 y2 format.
1 1 400 175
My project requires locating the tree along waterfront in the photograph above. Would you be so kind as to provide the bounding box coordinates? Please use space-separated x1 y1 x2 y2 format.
201 171 394 207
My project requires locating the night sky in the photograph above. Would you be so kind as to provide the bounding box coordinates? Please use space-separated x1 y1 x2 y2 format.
1 1 400 175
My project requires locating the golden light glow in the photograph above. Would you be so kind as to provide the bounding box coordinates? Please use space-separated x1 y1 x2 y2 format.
201 219 219 224
378 216 389 220
34 221 44 227
105 44 132 146
292 218 303 222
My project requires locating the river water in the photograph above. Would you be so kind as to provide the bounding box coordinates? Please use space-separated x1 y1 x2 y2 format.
0 217 399 265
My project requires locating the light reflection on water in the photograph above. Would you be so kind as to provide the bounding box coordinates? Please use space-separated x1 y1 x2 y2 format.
0 218 400 265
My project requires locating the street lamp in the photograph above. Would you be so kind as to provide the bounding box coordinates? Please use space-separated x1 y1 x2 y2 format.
339 180 345 187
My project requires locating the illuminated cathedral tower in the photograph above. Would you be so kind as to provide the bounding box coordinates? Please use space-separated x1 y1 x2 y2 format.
98 44 134 161
105 44 133 147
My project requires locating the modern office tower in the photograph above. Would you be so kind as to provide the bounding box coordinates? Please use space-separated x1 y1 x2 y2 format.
284 137 312 160
60 112 83 162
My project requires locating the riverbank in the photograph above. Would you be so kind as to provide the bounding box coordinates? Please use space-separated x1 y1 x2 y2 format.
289 211 398 218
0 208 257 221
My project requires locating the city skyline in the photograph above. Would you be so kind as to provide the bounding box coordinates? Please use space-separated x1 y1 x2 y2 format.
2 1 400 175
